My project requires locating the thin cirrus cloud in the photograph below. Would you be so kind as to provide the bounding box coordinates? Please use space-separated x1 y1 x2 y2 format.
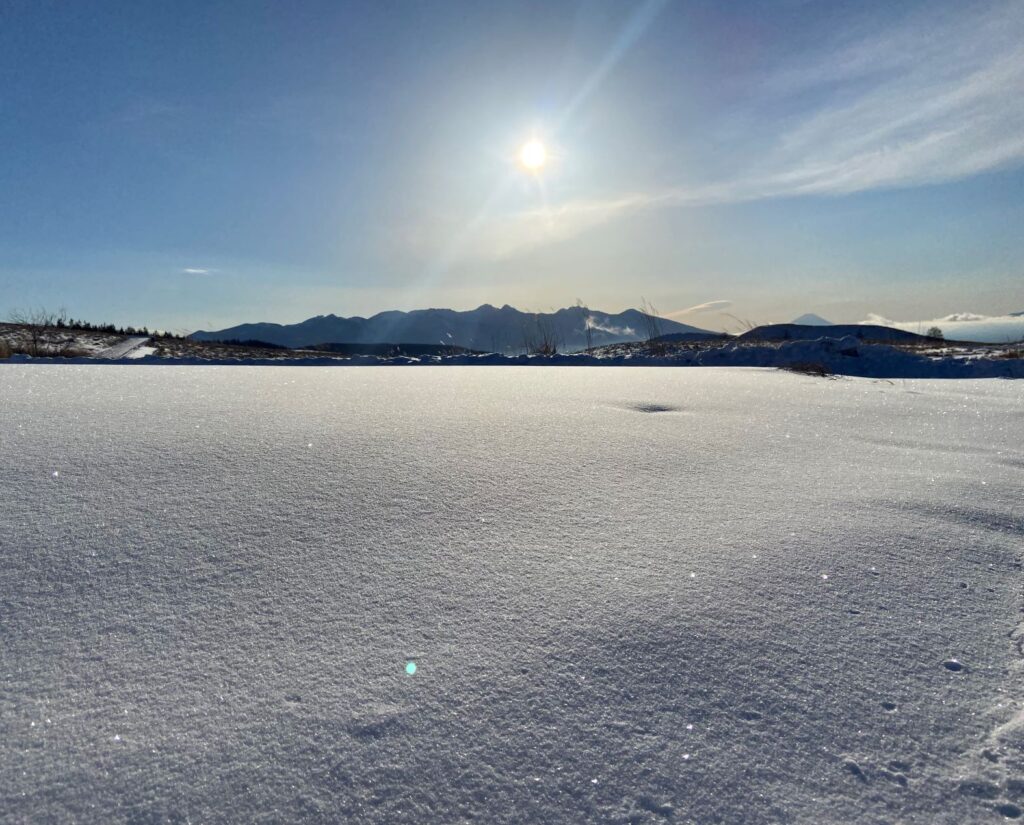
475 1 1024 261
181 267 216 275
665 301 733 319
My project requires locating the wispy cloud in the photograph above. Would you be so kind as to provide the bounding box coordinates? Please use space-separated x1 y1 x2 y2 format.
754 14 1024 197
181 267 216 275
665 300 733 318
476 194 653 260
476 1 1024 259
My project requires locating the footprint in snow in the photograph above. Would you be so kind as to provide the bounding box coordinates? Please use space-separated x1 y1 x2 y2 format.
958 779 1000 799
1006 779 1024 798
843 760 868 783
636 796 675 818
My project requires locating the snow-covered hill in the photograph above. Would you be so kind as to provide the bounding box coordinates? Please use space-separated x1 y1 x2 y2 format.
741 323 925 343
2 365 1022 823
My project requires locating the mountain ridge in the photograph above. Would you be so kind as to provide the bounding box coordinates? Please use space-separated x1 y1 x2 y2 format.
191 304 719 352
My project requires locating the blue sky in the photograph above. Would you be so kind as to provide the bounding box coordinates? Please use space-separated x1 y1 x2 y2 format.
2 0 1023 333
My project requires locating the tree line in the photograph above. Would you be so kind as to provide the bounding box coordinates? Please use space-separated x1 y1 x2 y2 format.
7 308 183 339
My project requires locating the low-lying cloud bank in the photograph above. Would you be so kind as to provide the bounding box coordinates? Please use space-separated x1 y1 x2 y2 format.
863 313 1024 343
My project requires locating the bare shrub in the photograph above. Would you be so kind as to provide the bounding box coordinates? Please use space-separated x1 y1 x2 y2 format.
8 307 56 355
576 299 594 352
7 307 81 356
639 298 663 340
521 312 561 356
721 312 758 334
639 298 670 355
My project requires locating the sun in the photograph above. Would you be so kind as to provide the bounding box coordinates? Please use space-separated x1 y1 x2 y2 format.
518 139 547 171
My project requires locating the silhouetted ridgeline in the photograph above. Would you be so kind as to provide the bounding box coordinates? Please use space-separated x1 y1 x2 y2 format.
190 304 716 352
738 324 933 343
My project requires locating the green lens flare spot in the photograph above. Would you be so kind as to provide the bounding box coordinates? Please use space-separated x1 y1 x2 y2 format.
405 661 417 676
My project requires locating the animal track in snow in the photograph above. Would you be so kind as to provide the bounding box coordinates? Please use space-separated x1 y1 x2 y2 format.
843 760 868 783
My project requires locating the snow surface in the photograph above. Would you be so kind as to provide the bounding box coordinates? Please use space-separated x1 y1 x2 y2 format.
96 337 151 360
1 365 1022 824
123 345 157 360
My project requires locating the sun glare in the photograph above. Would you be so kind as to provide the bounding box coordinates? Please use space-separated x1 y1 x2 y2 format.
519 139 547 171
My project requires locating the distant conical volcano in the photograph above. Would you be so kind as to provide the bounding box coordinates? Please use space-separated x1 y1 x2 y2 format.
791 313 833 326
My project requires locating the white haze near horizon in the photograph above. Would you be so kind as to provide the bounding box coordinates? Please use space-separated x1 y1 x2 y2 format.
861 313 1024 343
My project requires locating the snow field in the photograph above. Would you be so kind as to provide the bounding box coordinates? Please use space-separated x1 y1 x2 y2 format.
1 365 1022 823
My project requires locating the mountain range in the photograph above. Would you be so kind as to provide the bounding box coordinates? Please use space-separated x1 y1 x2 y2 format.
191 305 718 352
